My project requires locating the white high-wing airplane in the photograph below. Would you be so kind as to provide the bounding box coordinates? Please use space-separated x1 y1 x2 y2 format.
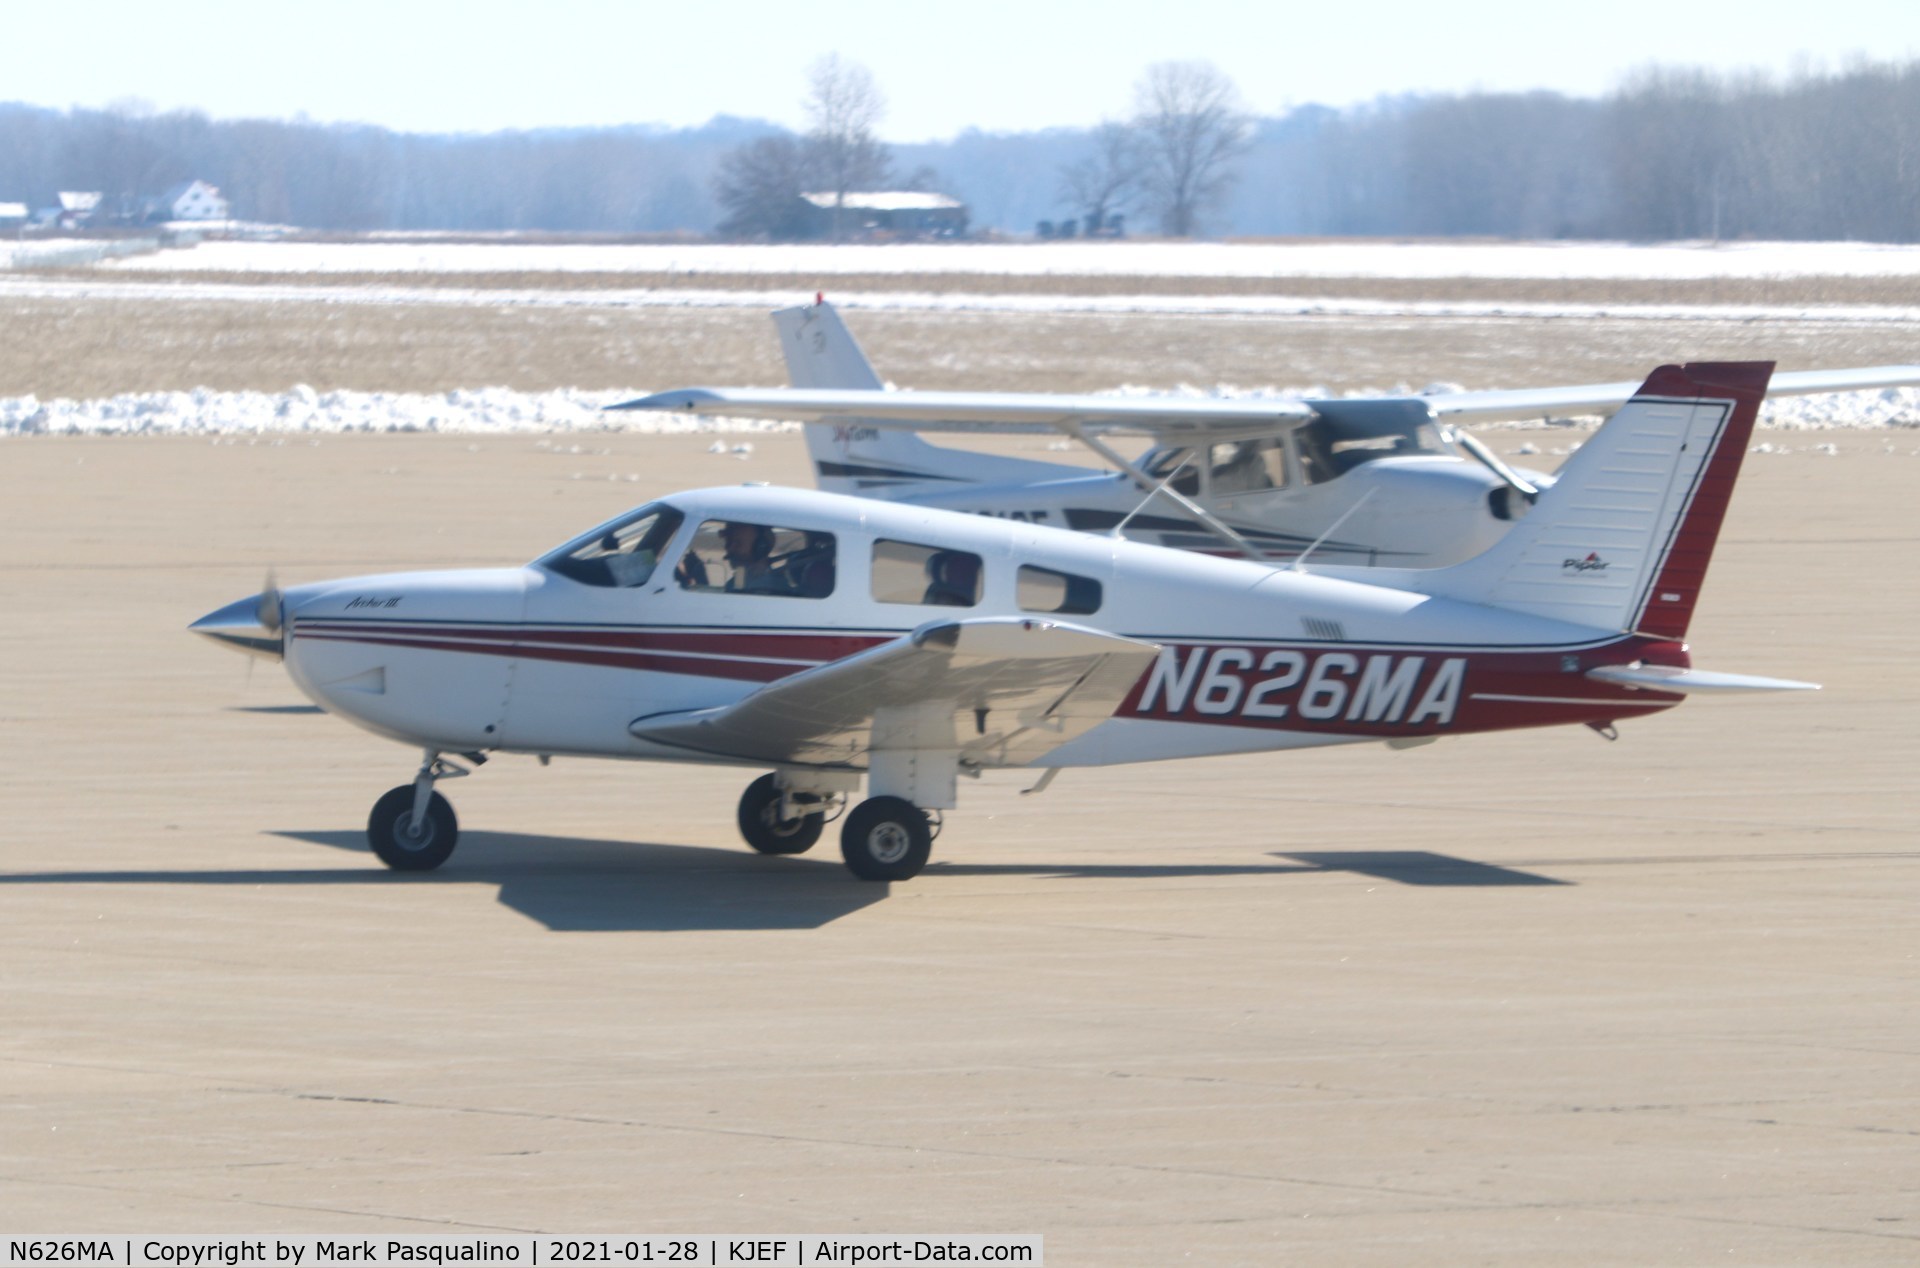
613 299 1920 567
194 361 1813 882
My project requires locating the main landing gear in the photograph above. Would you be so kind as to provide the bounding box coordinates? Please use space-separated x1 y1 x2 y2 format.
733 772 939 882
367 750 474 871
361 755 945 882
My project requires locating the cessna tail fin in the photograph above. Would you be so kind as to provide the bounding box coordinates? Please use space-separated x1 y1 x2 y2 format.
1415 361 1772 638
775 296 886 391
775 299 1098 498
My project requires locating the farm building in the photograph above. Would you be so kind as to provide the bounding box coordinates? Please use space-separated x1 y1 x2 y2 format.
148 180 230 223
800 191 968 240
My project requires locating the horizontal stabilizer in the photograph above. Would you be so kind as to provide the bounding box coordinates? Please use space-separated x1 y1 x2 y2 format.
1585 664 1820 694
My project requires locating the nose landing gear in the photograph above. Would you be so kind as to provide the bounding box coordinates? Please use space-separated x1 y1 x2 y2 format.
367 749 473 871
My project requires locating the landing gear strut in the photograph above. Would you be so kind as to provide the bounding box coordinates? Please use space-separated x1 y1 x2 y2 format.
367 749 468 871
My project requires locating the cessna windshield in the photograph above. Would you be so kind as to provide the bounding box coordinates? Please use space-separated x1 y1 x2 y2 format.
1139 416 1450 495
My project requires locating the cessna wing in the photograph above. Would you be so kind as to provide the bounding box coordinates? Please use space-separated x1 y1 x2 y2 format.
613 386 1316 436
627 616 1160 769
612 364 1920 439
1426 364 1920 425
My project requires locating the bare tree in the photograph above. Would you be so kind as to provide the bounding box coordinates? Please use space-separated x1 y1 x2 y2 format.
1131 61 1251 236
713 135 813 239
803 53 891 239
1059 121 1143 233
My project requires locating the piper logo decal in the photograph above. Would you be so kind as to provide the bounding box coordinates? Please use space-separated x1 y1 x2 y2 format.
1563 552 1610 572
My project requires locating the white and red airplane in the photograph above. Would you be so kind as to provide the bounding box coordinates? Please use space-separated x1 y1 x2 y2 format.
613 298 1919 567
194 361 1812 881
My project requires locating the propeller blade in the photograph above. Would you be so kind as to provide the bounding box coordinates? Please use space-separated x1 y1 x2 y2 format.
257 569 283 632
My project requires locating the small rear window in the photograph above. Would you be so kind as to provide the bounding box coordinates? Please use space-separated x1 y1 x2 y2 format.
1017 565 1101 615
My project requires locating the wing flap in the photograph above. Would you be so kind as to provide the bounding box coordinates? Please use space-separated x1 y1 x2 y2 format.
628 617 1161 768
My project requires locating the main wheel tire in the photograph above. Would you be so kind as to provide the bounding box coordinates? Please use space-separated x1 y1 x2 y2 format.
840 796 932 881
367 785 459 871
737 773 825 855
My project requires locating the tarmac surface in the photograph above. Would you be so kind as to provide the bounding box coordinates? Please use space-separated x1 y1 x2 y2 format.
2 429 1917 1264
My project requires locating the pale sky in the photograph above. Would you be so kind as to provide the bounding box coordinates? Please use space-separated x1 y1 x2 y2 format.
7 0 1916 141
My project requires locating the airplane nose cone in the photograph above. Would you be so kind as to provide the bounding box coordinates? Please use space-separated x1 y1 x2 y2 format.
189 593 285 660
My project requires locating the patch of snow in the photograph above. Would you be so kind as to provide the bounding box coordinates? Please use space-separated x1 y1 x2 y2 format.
5 382 1915 437
100 239 1920 281
0 386 799 437
10 274 1917 326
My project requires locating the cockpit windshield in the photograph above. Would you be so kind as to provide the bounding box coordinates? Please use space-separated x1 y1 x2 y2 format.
1138 446 1201 496
539 503 686 588
1293 419 1447 484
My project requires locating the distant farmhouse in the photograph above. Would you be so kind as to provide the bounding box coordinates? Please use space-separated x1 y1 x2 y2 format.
0 202 26 232
47 190 104 229
147 180 230 223
800 191 968 241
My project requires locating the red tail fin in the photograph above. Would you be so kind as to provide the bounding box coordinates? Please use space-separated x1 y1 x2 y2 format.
1629 362 1771 639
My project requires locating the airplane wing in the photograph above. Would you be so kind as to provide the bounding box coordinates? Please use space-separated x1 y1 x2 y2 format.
627 616 1160 768
614 364 1920 437
1424 364 1920 424
611 386 1316 436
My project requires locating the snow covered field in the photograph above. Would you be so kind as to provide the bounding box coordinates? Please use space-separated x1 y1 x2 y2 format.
100 238 1920 281
7 382 1916 438
7 274 1918 326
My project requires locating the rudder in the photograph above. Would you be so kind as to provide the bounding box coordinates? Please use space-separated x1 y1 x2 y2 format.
1418 361 1772 637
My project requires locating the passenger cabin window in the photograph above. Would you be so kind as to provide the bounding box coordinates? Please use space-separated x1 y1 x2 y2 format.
677 520 836 598
542 503 685 588
1017 565 1101 615
873 539 982 607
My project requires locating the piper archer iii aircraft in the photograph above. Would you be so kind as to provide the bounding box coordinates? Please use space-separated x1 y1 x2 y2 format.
193 361 1813 882
612 299 1920 567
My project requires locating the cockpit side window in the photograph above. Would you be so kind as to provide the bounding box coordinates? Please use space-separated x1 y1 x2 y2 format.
677 521 837 598
1208 439 1287 494
541 504 685 588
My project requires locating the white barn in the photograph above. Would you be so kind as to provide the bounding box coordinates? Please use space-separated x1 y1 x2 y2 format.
154 180 230 222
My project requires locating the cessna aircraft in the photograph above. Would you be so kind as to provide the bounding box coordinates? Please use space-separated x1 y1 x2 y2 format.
613 299 1920 567
194 361 1812 882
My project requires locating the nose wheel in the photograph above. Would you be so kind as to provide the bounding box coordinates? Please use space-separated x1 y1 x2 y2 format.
367 750 469 871
736 773 827 855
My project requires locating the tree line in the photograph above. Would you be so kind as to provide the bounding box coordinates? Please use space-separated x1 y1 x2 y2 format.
2 57 1916 242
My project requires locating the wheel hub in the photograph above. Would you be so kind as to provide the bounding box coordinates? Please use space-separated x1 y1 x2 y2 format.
867 821 912 864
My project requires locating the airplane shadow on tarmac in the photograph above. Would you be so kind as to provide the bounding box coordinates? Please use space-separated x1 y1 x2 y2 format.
0 836 1566 934
277 828 894 931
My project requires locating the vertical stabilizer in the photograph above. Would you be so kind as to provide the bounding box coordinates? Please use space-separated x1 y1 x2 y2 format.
775 299 1098 498
1416 361 1772 637
775 297 886 390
